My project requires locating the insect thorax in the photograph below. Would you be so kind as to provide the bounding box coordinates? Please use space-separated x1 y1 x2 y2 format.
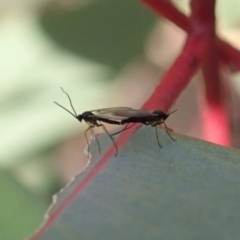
152 110 169 120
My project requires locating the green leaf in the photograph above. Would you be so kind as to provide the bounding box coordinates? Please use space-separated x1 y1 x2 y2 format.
41 0 156 69
32 126 240 240
0 170 47 240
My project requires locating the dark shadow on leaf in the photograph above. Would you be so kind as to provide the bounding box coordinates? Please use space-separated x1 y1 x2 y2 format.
40 0 157 70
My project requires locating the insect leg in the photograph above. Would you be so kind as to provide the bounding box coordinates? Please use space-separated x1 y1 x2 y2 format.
99 124 118 156
163 121 176 141
84 127 91 157
111 123 136 136
89 127 101 154
163 124 173 132
155 126 162 148
85 126 101 157
152 121 176 141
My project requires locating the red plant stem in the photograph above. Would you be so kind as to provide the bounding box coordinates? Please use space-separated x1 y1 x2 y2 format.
202 47 220 105
201 100 230 145
140 0 240 71
200 5 230 145
218 40 240 72
142 0 212 112
142 0 230 145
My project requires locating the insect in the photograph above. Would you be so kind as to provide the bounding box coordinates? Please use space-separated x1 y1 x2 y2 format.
54 88 124 156
55 88 176 157
95 108 177 147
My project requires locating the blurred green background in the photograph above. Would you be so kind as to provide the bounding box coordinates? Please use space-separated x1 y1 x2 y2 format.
1 0 240 239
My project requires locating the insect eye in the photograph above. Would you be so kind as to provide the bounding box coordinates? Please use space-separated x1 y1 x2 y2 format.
76 115 83 121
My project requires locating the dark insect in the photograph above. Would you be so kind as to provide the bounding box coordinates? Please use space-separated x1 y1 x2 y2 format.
54 88 122 157
55 88 176 157
93 108 177 147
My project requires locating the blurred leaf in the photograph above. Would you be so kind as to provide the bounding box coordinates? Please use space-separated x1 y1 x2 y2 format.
32 127 240 240
217 0 240 29
41 0 156 69
0 170 47 240
0 12 112 166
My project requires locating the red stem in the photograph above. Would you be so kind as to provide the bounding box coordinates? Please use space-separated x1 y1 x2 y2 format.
142 0 212 112
217 40 240 72
200 2 230 145
140 0 189 30
140 0 240 71
142 0 230 145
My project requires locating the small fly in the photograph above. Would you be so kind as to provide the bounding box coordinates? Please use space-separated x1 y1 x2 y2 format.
54 88 123 156
94 108 177 147
55 88 176 157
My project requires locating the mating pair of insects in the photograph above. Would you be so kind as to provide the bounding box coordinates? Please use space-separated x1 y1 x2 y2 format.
55 88 176 156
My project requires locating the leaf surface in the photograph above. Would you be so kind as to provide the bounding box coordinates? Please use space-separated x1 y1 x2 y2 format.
32 127 240 240
0 170 46 240
41 0 156 69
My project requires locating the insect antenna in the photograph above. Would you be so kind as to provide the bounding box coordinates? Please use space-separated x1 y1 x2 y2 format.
54 101 77 118
60 87 78 116
168 109 177 115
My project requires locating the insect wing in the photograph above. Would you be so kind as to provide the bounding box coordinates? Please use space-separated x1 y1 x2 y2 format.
95 109 159 124
89 107 133 114
86 107 146 124
87 112 127 123
85 108 163 125
113 109 163 125
87 107 134 124
112 109 156 117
